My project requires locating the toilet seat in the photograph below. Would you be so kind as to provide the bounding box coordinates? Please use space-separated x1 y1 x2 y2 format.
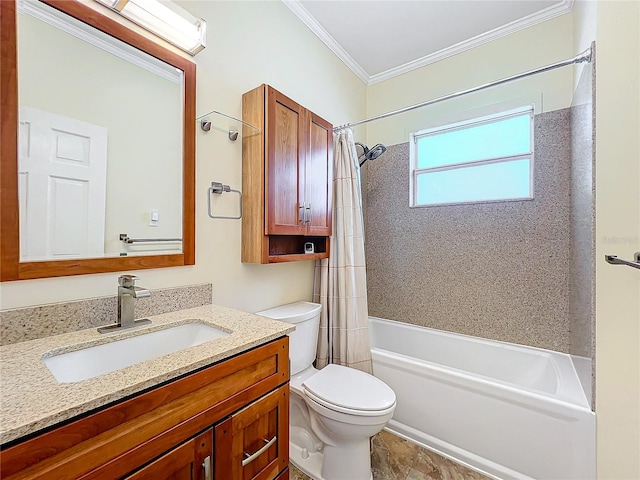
302 364 396 416
304 389 396 418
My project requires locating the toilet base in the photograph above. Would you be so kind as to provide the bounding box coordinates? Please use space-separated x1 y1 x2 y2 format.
289 442 373 480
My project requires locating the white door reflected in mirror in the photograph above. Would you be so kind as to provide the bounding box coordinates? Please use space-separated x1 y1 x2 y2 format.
19 107 108 261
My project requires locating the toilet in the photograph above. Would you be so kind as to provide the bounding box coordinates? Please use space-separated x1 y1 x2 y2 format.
256 301 396 480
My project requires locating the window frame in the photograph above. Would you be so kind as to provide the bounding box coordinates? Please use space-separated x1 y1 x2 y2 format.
409 105 535 207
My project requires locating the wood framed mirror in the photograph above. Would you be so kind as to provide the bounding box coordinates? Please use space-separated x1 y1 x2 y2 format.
0 0 195 281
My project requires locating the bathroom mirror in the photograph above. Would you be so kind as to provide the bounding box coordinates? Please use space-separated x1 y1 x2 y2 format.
0 0 196 281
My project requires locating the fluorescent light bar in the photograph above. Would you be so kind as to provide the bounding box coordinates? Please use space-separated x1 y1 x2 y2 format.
94 0 206 55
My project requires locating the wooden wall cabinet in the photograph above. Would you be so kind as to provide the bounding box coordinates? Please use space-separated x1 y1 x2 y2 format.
242 85 333 264
0 338 290 480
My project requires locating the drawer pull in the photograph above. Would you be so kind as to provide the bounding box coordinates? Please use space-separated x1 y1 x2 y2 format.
202 455 212 480
242 436 277 467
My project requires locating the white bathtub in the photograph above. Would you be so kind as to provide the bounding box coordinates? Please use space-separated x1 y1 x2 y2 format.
369 317 595 480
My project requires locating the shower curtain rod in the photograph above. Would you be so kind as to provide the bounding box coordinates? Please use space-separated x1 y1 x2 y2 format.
333 45 593 132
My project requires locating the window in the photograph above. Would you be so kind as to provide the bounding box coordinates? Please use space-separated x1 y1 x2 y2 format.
409 106 534 206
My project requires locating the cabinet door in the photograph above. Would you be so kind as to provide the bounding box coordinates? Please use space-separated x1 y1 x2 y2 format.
124 429 212 480
215 385 289 480
266 88 306 235
305 111 333 236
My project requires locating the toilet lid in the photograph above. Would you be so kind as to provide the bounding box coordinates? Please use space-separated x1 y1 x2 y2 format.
302 364 396 412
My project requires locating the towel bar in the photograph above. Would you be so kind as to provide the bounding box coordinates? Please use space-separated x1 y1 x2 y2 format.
604 252 640 270
208 181 242 220
119 234 182 244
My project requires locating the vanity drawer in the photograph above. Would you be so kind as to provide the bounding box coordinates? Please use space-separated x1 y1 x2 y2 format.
0 337 289 480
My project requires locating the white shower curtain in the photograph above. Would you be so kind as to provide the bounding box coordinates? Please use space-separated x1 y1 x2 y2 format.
313 128 372 374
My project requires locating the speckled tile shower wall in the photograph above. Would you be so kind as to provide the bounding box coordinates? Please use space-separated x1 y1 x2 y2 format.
364 109 572 352
0 283 212 346
570 61 596 360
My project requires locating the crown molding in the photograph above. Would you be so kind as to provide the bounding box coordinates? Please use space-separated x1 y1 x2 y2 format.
368 0 574 85
282 0 369 84
18 0 182 84
283 0 574 87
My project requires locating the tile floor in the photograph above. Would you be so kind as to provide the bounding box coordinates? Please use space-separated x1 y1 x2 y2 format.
289 430 491 480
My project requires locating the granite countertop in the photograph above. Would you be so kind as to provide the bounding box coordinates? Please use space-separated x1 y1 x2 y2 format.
0 304 294 445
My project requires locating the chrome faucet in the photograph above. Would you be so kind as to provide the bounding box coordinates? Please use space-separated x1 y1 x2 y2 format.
98 275 151 333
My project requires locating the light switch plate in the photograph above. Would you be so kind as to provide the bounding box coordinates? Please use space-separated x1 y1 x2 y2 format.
149 210 159 226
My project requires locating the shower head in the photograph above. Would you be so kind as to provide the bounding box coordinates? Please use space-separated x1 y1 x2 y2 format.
355 142 387 167
367 144 387 160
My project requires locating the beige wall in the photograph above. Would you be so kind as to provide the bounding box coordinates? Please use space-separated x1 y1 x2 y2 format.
592 1 640 477
572 0 597 93
364 14 574 148
0 1 367 312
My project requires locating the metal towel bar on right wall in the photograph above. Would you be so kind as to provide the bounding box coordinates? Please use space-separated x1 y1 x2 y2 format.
604 252 640 270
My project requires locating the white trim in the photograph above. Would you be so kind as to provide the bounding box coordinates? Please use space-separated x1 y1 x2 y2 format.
283 0 573 86
369 0 573 85
18 0 183 84
281 0 370 84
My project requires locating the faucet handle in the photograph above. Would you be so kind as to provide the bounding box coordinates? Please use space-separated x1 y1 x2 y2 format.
118 275 139 287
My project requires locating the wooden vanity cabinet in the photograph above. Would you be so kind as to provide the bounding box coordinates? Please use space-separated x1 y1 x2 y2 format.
126 384 289 480
0 338 290 480
242 85 333 264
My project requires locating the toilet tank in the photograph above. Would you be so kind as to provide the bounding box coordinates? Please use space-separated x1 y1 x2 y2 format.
255 301 322 375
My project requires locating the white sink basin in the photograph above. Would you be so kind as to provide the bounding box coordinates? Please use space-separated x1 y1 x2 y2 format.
43 322 229 383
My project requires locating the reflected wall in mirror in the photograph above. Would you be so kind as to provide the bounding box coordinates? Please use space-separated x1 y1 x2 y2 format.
0 0 196 281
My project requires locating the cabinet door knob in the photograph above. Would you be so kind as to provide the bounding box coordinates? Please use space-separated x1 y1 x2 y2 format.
306 203 312 225
202 455 212 480
241 436 277 467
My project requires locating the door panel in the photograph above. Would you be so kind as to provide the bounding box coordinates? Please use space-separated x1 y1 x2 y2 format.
266 89 305 235
18 107 107 260
214 385 289 480
305 113 332 236
49 176 89 256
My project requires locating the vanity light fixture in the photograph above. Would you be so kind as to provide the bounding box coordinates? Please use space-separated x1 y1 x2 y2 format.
94 0 206 55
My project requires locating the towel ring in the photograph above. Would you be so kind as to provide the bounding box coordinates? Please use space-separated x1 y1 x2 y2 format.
208 182 242 220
